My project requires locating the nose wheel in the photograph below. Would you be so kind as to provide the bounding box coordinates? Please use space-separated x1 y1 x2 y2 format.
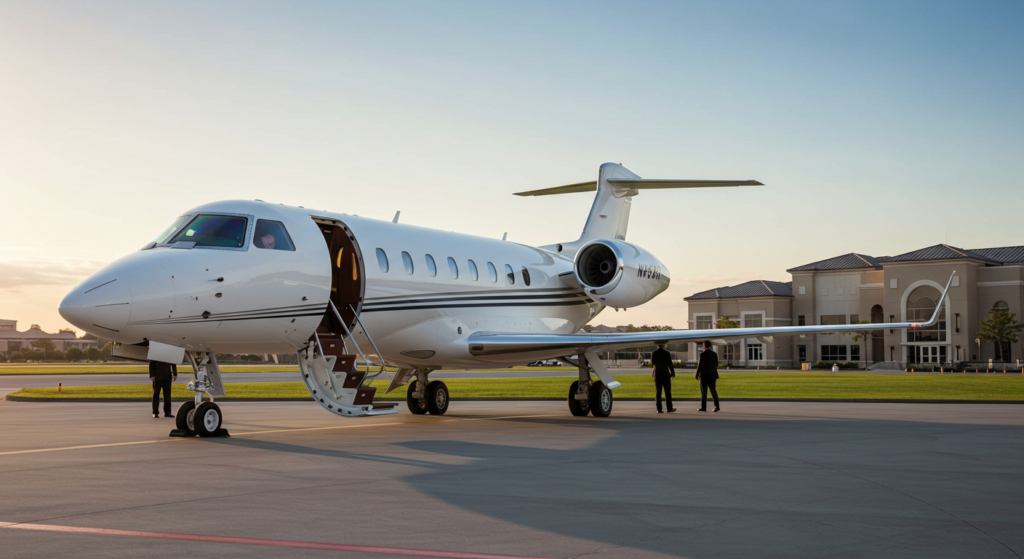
170 351 231 438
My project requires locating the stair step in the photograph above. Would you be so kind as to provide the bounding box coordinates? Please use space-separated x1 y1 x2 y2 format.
352 387 377 406
341 371 366 389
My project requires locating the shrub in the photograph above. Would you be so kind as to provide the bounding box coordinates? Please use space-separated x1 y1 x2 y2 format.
65 347 86 362
812 361 860 370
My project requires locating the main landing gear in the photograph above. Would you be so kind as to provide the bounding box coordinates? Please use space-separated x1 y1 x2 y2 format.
566 353 613 418
170 351 230 438
406 369 449 415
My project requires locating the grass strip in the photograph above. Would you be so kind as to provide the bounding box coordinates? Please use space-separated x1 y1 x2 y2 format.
6 373 1022 402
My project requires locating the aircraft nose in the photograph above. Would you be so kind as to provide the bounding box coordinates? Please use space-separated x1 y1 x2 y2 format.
58 277 133 335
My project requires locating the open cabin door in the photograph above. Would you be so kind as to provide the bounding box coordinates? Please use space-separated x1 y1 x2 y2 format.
313 218 365 336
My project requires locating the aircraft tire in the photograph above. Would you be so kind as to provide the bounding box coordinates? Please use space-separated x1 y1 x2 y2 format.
567 381 590 416
589 381 613 418
426 381 449 415
193 402 222 437
175 401 196 433
406 382 428 415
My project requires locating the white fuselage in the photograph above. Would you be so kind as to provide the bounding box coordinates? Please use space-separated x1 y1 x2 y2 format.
59 200 608 368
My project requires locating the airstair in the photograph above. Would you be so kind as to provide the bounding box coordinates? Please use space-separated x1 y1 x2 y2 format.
297 301 398 417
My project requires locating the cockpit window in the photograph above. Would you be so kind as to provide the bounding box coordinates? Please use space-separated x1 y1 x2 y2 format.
253 220 296 251
150 215 190 245
168 215 248 248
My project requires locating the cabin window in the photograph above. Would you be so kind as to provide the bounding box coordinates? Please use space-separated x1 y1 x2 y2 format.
253 220 295 251
468 260 479 281
447 257 459 279
401 251 414 275
521 267 531 286
169 215 248 248
505 264 515 285
487 262 498 283
376 248 389 273
425 254 437 277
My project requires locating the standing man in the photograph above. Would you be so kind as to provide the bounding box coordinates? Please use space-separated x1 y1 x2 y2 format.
651 343 676 413
695 340 720 412
149 359 178 418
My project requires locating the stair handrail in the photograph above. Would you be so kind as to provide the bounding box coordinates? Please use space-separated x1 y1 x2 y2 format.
327 299 373 368
348 304 388 380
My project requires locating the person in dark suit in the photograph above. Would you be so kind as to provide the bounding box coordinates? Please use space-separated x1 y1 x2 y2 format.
695 340 720 412
651 343 676 413
149 360 178 418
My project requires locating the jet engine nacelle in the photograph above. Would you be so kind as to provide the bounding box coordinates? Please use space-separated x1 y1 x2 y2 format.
573 239 670 308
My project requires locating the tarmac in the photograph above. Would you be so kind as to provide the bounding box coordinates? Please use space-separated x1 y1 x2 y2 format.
1 397 1021 558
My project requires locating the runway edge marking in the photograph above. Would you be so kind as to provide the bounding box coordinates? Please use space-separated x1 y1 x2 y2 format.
0 521 555 559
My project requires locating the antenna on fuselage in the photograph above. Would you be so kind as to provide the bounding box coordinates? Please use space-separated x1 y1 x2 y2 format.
392 211 400 224
502 232 507 241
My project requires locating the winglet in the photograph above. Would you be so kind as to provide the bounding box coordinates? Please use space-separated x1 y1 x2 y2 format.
913 272 955 328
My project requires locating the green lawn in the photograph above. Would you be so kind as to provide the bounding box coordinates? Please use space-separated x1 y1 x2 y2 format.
7 373 1023 402
0 364 573 375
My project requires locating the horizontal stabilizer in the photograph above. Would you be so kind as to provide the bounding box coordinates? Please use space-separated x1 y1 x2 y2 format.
514 178 762 197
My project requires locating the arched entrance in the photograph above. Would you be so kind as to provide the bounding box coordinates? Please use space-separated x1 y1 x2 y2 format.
870 304 884 363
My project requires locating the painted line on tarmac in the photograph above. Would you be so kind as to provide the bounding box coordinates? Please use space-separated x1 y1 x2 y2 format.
0 521 555 559
0 412 565 456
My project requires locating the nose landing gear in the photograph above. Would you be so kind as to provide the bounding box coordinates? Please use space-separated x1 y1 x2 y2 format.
170 351 230 438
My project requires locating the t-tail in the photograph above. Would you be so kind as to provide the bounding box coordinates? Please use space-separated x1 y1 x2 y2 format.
515 162 762 255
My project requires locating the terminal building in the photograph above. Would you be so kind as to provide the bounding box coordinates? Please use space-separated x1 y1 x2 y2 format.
685 244 1024 368
0 319 94 353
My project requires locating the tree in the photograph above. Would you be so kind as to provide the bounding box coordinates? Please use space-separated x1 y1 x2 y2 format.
31 339 56 353
977 308 1024 362
850 320 874 367
715 316 740 365
65 347 86 362
59 328 77 335
100 341 113 361
29 324 42 331
85 347 102 361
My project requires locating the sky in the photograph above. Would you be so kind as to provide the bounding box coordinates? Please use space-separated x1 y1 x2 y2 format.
1 0 1022 334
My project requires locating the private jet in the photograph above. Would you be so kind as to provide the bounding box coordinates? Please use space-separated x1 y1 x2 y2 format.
58 163 951 436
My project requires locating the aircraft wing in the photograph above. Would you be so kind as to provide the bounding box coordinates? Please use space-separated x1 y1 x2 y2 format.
469 273 953 358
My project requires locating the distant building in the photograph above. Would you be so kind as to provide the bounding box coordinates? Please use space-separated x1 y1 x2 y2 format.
685 244 1024 368
0 320 95 353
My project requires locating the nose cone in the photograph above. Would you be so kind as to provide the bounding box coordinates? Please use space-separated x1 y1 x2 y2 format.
59 277 132 335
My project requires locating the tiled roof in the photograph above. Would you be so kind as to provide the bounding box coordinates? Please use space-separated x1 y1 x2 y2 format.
967 246 1024 264
787 253 882 272
885 244 1002 264
685 280 793 300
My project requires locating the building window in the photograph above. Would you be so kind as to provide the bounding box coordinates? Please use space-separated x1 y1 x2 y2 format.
447 257 459 279
521 267 531 286
744 315 762 328
798 285 806 295
798 345 807 362
401 251 414 275
994 301 1009 309
425 254 437 277
695 315 713 330
798 315 806 326
487 262 498 283
906 286 946 342
505 264 515 285
820 315 846 326
468 259 479 281
375 248 389 273
851 345 860 362
747 343 763 361
722 343 735 362
850 314 860 324
821 345 847 361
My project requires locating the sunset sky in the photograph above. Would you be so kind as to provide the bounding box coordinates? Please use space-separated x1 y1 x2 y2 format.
1 0 1022 334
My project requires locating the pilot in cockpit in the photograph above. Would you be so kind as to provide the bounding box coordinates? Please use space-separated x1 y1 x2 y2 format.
252 219 294 251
